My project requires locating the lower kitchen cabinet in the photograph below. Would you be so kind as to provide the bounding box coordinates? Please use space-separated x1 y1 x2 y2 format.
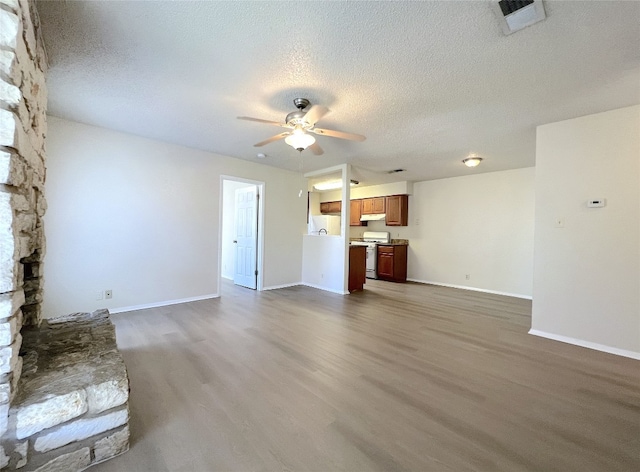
377 245 407 282
349 245 366 292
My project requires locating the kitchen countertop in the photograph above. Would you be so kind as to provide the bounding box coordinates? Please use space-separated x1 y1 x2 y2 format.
349 239 409 246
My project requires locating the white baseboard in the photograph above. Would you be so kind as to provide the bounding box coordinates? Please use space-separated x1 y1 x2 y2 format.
300 283 348 295
110 293 219 314
528 329 640 360
261 282 302 291
407 278 532 300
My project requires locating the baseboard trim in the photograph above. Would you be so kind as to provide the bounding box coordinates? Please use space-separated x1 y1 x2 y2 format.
262 282 302 291
300 283 348 295
407 278 532 300
110 293 220 314
528 329 640 360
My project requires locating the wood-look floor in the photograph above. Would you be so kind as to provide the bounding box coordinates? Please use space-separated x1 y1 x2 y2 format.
92 280 640 472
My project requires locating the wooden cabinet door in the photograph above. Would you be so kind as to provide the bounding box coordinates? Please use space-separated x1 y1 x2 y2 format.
361 198 373 214
350 200 364 226
362 197 385 214
377 246 395 279
377 245 407 282
385 195 408 226
372 197 385 213
321 201 342 214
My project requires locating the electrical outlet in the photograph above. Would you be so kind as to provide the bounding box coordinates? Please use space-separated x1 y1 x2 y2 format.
96 290 103 301
465 274 470 280
105 289 113 299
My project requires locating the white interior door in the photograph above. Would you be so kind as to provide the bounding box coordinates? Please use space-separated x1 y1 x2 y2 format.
233 186 258 289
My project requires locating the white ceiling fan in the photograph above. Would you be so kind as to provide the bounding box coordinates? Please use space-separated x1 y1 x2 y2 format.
237 98 366 154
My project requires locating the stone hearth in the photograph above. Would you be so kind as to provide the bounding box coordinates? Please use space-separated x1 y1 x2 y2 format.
1 310 130 470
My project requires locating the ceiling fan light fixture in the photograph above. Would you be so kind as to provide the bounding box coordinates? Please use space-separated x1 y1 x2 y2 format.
463 155 483 167
285 128 315 151
238 98 365 151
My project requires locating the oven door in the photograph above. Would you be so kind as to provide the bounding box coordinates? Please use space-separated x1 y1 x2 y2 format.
365 245 377 279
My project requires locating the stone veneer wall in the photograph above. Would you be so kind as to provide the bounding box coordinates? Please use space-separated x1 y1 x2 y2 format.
1 0 48 452
1 1 131 470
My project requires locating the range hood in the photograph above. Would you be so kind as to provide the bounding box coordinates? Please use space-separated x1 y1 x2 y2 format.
360 214 386 222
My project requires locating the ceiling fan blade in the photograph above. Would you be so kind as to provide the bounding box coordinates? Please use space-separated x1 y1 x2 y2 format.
238 116 289 128
303 105 329 126
253 132 290 147
311 127 366 142
309 142 324 156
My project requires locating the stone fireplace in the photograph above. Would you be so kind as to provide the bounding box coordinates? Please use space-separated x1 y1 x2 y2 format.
1 0 129 469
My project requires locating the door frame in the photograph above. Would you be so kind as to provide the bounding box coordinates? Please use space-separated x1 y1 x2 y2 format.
218 175 265 294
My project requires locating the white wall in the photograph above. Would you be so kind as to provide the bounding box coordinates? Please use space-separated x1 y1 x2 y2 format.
532 105 640 357
302 165 351 293
43 116 307 316
301 235 346 293
221 180 255 280
350 169 535 297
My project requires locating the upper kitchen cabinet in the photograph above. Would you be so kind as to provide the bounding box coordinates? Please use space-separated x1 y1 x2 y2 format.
320 201 342 214
362 197 385 214
350 200 367 226
385 195 409 226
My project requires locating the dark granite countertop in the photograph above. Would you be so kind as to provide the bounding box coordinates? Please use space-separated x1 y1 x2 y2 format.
349 239 408 246
380 240 409 246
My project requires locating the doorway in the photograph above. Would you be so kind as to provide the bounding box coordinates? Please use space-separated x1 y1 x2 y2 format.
219 177 265 294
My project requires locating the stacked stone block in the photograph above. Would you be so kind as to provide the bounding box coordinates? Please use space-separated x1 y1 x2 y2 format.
1 0 48 462
2 310 130 470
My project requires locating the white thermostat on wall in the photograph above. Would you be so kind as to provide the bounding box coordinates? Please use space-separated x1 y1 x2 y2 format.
587 199 606 208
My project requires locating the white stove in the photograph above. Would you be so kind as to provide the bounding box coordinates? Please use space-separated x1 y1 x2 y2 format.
351 232 390 279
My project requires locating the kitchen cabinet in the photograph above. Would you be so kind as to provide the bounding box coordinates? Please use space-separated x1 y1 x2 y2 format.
350 200 367 226
377 245 407 282
362 197 385 214
385 195 409 226
320 201 342 214
349 245 366 292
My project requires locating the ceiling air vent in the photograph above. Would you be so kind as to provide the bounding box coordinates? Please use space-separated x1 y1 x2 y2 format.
387 169 406 174
492 0 546 35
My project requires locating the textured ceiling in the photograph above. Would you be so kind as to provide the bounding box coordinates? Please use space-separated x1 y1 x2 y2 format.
36 1 640 184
